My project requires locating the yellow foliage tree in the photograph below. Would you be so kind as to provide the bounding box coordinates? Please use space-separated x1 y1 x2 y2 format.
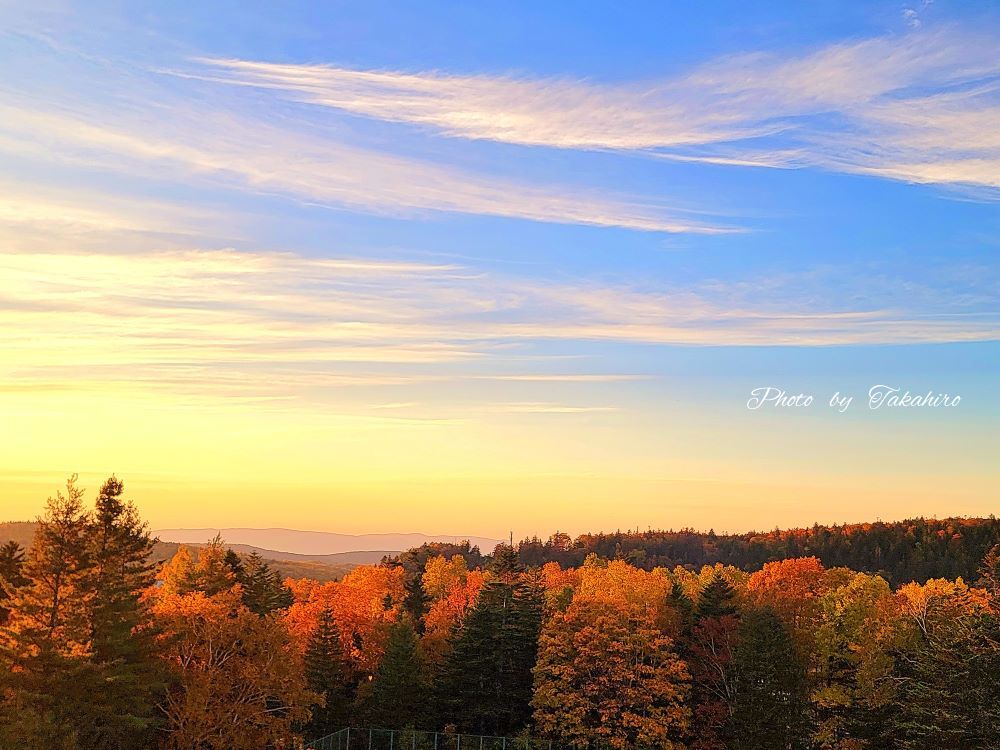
533 596 690 748
152 588 316 750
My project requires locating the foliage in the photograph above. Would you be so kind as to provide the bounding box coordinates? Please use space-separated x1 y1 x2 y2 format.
533 597 691 749
514 518 1000 585
152 588 316 750
4 481 1000 749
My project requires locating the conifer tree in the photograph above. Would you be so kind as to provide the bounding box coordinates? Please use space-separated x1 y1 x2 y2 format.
439 570 543 735
668 578 695 634
696 572 739 620
885 606 1000 749
403 571 430 633
730 608 806 750
196 535 238 595
489 543 522 581
223 548 245 578
238 551 293 615
0 541 27 624
83 477 163 749
304 607 351 738
0 476 163 749
368 618 426 728
977 543 1000 597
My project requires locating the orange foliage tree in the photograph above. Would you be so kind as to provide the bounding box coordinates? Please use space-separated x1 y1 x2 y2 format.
151 588 316 750
532 596 691 749
284 565 405 677
532 559 690 748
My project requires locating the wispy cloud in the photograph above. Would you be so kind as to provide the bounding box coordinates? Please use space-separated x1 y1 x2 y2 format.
1 248 996 408
198 26 1000 190
0 96 732 234
485 402 619 414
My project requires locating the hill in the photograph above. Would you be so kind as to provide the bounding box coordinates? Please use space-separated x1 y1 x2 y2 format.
516 516 1000 585
151 527 502 555
1 523 357 583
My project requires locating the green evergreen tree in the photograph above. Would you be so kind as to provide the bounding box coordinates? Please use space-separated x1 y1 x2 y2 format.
84 476 163 749
238 551 293 615
368 618 426 728
223 547 245 578
977 543 1000 597
0 476 164 750
886 609 1000 749
0 477 94 749
668 578 694 634
439 572 543 735
696 572 739 620
0 541 27 624
304 607 351 738
403 571 430 633
489 543 522 582
730 608 807 750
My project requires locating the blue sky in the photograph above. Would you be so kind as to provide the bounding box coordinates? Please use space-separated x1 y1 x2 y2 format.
0 1 997 534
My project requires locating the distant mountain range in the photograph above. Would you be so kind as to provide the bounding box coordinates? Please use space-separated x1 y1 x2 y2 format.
151 528 503 556
1 522 501 583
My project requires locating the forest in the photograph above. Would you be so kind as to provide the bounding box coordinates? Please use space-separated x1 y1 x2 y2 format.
1 477 999 749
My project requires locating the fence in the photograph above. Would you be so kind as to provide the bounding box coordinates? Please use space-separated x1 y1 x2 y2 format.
306 727 555 750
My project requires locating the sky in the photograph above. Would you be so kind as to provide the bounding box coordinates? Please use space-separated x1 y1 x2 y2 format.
1 0 998 538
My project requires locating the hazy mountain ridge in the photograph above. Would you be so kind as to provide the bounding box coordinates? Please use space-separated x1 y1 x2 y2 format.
1 522 366 583
151 527 503 556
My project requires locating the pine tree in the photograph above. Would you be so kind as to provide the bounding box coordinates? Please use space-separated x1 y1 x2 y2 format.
403 571 430 633
489 543 522 582
977 543 1000 597
730 608 807 750
0 477 94 749
0 541 27 624
195 534 238 595
439 572 542 735
368 618 426 728
304 608 351 738
238 551 293 615
886 608 1000 749
697 572 739 620
223 548 245 578
84 476 163 749
668 578 695 634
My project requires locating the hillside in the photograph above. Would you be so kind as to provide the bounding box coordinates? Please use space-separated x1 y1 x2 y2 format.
1 523 358 583
151 527 502 556
516 516 1000 585
8 516 1000 585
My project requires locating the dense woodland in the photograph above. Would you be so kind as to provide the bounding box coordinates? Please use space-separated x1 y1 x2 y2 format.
1 477 999 749
508 517 1000 585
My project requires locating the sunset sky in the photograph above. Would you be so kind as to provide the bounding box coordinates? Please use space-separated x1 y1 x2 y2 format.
1 1 998 538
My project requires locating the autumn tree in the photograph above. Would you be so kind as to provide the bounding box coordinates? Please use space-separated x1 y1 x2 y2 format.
686 571 741 750
533 597 691 749
157 536 235 596
810 572 895 747
153 588 316 750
